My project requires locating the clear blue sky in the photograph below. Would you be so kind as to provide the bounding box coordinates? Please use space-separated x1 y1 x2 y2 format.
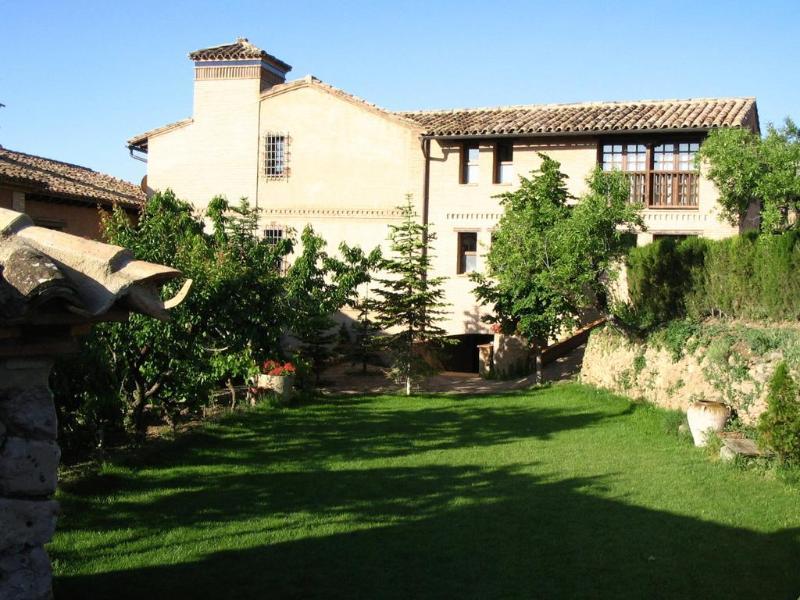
2 0 798 185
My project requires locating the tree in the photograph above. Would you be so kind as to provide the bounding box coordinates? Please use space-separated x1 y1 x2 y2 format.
54 191 292 441
346 290 384 374
372 195 451 395
759 362 800 463
472 155 641 381
698 119 800 233
284 226 379 384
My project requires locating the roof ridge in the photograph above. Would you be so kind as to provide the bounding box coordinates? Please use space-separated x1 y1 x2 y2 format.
0 147 95 173
396 96 756 115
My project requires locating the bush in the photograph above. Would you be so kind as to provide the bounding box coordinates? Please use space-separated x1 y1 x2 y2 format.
624 236 708 329
759 362 800 462
618 231 800 330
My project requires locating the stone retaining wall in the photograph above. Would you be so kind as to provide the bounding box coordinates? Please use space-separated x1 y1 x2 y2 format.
580 325 788 424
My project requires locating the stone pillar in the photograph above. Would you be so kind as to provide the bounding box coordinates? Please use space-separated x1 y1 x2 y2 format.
0 359 60 600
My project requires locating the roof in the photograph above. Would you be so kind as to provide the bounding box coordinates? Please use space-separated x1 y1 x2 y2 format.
0 147 145 209
261 76 424 129
0 208 188 324
188 37 292 72
127 118 192 151
398 97 759 137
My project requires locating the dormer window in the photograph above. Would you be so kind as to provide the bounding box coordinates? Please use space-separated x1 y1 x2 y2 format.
265 133 289 179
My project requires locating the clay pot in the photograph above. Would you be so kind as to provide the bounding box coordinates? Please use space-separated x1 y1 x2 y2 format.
686 400 730 447
257 374 295 404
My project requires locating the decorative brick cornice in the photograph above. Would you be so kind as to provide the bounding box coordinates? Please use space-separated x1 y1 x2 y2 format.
260 207 406 219
195 65 262 80
445 212 503 221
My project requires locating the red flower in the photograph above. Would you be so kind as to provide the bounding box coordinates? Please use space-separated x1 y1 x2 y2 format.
262 360 296 376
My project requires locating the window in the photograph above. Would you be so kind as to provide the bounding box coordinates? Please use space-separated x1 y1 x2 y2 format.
263 228 284 245
495 141 514 184
457 232 478 274
601 143 647 203
601 140 700 208
461 142 480 184
264 133 288 179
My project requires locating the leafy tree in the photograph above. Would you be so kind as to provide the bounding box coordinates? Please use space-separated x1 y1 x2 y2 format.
55 191 291 441
284 226 379 384
698 119 800 232
372 195 451 395
472 155 641 381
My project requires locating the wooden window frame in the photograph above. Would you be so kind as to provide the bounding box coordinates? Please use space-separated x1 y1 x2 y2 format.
460 142 480 184
598 137 702 209
456 230 478 275
493 140 514 184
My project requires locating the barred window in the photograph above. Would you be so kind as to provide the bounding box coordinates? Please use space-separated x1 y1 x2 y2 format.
263 228 284 245
264 133 288 179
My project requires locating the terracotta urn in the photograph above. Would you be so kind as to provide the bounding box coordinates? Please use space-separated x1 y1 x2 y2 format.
686 400 730 447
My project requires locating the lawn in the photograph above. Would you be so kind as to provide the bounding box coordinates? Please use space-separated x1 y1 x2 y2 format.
51 383 800 599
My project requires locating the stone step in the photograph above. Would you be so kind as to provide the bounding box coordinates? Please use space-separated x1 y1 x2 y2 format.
719 434 768 462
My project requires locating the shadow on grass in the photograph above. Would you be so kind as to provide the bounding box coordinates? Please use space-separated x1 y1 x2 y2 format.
53 391 800 599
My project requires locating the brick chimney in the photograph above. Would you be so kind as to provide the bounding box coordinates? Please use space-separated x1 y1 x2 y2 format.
189 37 292 122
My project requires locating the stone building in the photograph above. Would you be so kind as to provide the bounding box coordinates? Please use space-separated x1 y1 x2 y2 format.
127 37 761 358
0 147 145 239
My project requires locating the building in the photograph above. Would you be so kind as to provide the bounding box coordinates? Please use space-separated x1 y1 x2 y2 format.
127 37 760 343
0 147 145 239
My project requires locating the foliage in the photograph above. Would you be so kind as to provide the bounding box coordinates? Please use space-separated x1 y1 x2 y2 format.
698 119 800 232
759 362 800 462
346 294 384 374
53 191 293 444
624 236 708 329
371 195 451 395
472 155 641 372
283 225 379 383
617 231 800 329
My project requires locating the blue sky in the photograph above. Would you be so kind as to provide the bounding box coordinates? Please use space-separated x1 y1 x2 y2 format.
1 0 798 184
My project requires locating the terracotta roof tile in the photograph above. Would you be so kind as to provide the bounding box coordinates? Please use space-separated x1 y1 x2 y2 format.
0 148 145 209
398 97 758 137
0 208 187 323
127 118 192 150
188 37 291 72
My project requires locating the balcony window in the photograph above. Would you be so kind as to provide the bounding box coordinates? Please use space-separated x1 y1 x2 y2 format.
461 142 480 184
495 140 514 184
601 141 700 208
457 231 478 274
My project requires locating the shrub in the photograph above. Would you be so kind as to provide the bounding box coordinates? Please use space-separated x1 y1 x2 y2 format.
758 362 800 462
625 236 708 329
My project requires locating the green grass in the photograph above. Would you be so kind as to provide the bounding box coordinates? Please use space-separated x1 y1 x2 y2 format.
51 383 800 599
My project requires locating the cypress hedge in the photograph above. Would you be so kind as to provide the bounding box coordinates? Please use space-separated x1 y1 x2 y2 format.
621 231 800 329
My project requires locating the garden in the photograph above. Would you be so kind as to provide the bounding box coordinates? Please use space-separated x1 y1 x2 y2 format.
51 385 800 599
47 120 800 599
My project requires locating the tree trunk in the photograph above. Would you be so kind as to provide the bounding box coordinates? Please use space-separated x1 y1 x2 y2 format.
406 376 411 396
227 378 236 410
130 379 148 443
533 340 544 385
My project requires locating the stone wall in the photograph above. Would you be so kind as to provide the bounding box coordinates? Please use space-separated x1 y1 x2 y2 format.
580 324 792 424
0 359 59 600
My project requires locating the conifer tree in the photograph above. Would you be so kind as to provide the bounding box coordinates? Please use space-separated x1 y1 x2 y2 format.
372 195 451 395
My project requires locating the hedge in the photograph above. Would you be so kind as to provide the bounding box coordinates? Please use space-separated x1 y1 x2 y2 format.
622 231 800 329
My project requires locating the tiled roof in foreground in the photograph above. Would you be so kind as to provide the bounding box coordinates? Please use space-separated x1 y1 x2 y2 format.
0 147 145 209
397 97 758 137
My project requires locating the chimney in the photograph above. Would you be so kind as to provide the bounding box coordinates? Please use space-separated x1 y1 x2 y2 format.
188 37 292 121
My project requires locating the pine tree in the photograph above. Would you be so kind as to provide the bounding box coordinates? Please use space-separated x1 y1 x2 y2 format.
372 195 451 395
348 292 383 374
